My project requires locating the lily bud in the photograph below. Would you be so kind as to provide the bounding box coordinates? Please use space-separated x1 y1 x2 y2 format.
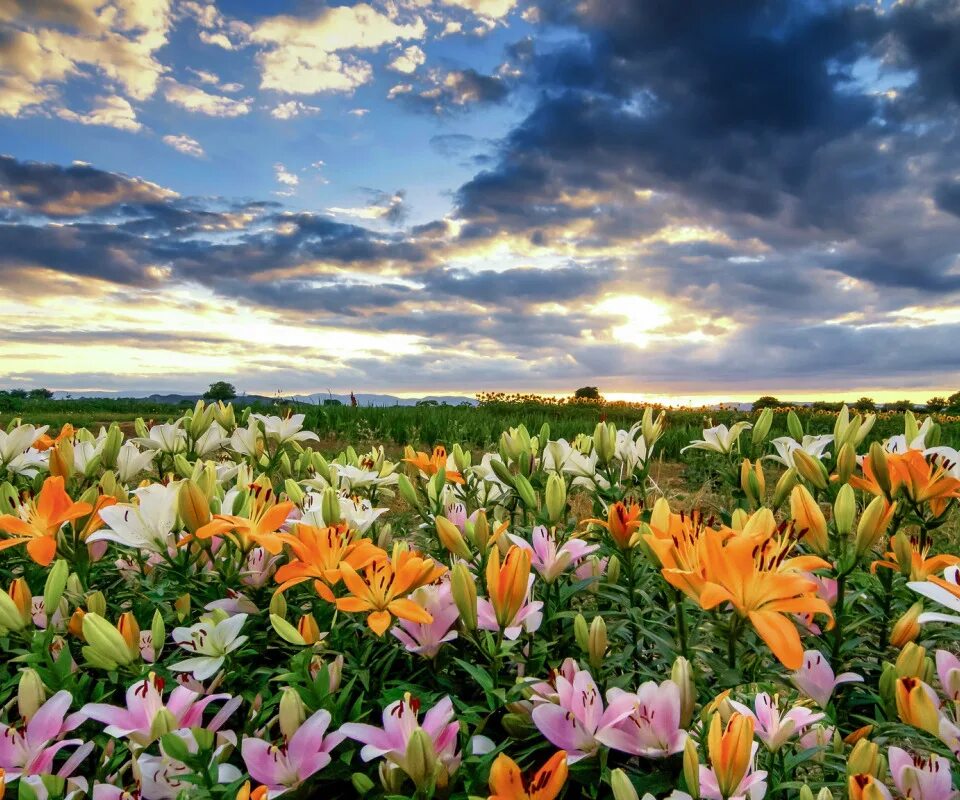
18 668 47 720
297 613 323 645
816 790 834 800
593 421 616 464
178 480 211 535
379 762 406 794
611 769 640 800
282 479 304 507
588 616 607 670
793 448 828 490
896 677 940 735
270 613 307 646
43 559 69 620
853 494 894 557
403 728 438 791
895 642 927 678
787 409 804 441
672 656 696 728
607 555 621 584
49 438 75 481
740 459 765 506
116 612 141 658
397 474 421 510
889 602 923 647
513 473 538 510
279 687 307 739
847 738 882 777
174 593 191 622
451 563 478 630
545 473 567 524
436 516 472 560
799 787 815 800
451 443 470 472
683 736 700 799
466 511 490 550
868 442 891 497
352 772 376 796
150 708 178 741
835 442 857 485
151 610 165 660
82 612 137 669
320 487 340 524
751 407 774 446
791 485 828 554
833 484 856 538
101 424 123 469
771 468 798 509
9 578 31 623
269 589 287 618
890 530 913 574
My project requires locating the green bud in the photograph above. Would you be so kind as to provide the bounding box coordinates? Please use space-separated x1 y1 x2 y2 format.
150 610 165 660
588 615 607 670
833 484 856 537
321 486 341 524
904 410 919 446
42 559 69 620
269 590 288 618
490 457 516 488
279 687 307 739
270 613 306 646
793 449 828 490
178 480 210 534
513 473 537 510
18 668 47 720
451 563 478 631
610 769 640 800
607 555 621 584
101 424 123 469
173 454 194 480
86 590 106 616
351 772 376 796
574 613 589 651
869 441 892 496
771 468 798 508
787 409 804 442
751 407 774 446
150 709 178 741
397 474 421 510
402 728 438 791
81 613 137 669
836 442 857 485
799 787 815 800
545 473 567 524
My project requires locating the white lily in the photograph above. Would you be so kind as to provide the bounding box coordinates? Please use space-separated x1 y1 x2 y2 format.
886 416 934 454
925 446 960 478
230 419 262 458
135 422 186 454
251 413 319 445
301 491 388 533
0 424 48 477
615 424 649 473
328 463 398 491
116 441 157 484
194 422 228 457
766 434 834 469
5 450 47 478
681 422 752 454
909 565 960 626
171 612 249 681
543 439 598 479
89 482 180 553
73 440 102 474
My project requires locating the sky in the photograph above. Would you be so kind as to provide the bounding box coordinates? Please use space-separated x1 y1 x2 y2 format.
1 0 960 403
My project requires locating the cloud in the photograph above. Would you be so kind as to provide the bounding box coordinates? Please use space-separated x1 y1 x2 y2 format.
250 4 426 95
163 79 251 116
328 190 407 225
394 68 508 113
273 164 299 194
388 45 426 74
162 134 204 158
270 100 320 120
441 0 517 23
56 94 141 131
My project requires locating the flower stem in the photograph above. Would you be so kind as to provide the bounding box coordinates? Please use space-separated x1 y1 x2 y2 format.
831 571 847 666
673 587 689 660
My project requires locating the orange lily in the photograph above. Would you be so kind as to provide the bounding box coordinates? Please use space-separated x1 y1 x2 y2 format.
707 712 755 800
403 445 464 484
644 505 740 601
695 529 833 670
898 450 960 517
851 450 905 498
0 476 92 566
78 493 118 541
583 501 643 549
872 538 960 581
274 523 386 601
336 550 446 635
848 774 892 800
486 544 531 628
193 483 293 554
895 676 941 735
488 750 568 800
33 424 74 452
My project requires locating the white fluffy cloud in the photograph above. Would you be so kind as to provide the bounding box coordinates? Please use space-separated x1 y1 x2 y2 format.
56 95 141 131
274 163 299 187
270 100 320 120
388 45 426 74
250 4 426 95
162 134 205 157
164 79 251 116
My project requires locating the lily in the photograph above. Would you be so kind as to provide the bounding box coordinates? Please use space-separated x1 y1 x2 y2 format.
241 708 344 798
81 674 240 746
135 422 186 454
595 680 688 759
0 476 92 565
508 526 598 583
91 482 179 554
171 612 248 680
888 746 958 800
789 650 863 708
0 690 90 783
488 750 568 800
0 424 48 477
766 435 833 470
681 423 752 455
909 565 960 625
300 491 387 533
251 413 319 445
392 581 459 658
115 442 156 484
699 713 766 800
194 483 294 555
341 693 461 781
531 670 642 763
727 692 823 752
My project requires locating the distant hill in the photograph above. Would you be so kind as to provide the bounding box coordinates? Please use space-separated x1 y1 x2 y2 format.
50 390 478 407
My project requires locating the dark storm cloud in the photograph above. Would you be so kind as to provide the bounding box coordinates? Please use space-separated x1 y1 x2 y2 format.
397 69 509 115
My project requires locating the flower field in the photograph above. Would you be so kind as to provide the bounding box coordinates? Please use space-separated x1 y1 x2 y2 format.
0 403 959 800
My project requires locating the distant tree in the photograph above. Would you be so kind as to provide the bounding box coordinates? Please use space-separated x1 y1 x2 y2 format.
811 401 844 412
853 397 877 412
27 388 53 399
752 396 781 411
322 398 342 406
927 396 948 411
574 386 601 400
9 389 26 399
887 399 914 412
203 381 237 402
416 399 439 407
948 390 960 410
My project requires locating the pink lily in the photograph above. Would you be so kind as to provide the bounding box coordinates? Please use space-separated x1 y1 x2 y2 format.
391 581 459 658
478 575 543 640
508 526 598 583
92 785 140 799
530 670 640 763
139 730 241 799
937 650 960 701
699 741 768 800
889 747 958 800
574 555 607 589
241 708 344 798
241 546 281 588
0 690 91 783
798 724 834 762
340 693 461 779
728 692 823 752
81 675 240 746
595 680 688 758
790 650 862 708
445 502 467 531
